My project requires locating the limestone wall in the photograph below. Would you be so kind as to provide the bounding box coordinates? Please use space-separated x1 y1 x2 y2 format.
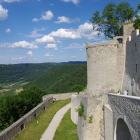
123 29 140 96
0 97 53 140
71 93 86 125
86 43 125 95
104 104 113 140
108 93 140 140
43 92 77 101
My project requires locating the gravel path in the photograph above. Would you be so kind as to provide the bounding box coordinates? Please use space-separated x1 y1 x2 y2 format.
40 103 71 140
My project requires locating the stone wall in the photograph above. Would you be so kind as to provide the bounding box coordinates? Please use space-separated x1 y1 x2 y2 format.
86 42 125 96
43 92 77 101
104 104 113 140
123 29 140 96
0 97 53 140
71 93 86 125
108 93 140 140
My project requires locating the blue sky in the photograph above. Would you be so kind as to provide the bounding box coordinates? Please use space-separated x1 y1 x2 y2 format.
0 0 139 64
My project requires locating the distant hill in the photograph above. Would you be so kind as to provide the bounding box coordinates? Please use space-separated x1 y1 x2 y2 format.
60 61 87 64
0 63 60 84
24 64 87 94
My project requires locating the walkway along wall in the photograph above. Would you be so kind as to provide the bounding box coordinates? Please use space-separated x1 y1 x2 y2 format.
0 97 53 140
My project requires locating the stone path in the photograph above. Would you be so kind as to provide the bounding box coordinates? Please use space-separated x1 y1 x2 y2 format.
40 103 71 140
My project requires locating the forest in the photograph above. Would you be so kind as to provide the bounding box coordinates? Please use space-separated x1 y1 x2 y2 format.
0 62 87 131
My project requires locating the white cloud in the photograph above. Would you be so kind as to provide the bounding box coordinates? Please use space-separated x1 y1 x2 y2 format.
45 52 54 57
65 43 84 49
77 22 99 39
41 10 54 20
32 10 54 22
71 55 76 58
8 41 38 49
5 28 11 33
50 28 81 39
55 16 80 24
0 0 20 2
34 22 102 46
12 56 24 60
61 0 80 4
27 51 33 55
26 28 45 38
32 18 39 22
45 43 58 50
35 35 57 43
50 3 53 6
0 5 8 21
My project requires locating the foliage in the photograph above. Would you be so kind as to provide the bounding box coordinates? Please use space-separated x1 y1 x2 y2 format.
76 102 85 119
88 115 93 123
0 86 46 132
0 63 59 84
24 64 87 94
12 99 70 140
133 15 140 29
70 84 85 94
90 2 137 38
53 109 78 140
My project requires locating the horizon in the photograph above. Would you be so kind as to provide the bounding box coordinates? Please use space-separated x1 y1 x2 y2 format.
0 0 139 64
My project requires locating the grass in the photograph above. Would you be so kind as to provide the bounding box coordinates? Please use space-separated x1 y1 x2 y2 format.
53 109 78 140
12 99 70 140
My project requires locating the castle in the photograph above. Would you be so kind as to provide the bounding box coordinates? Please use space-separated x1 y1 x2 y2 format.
71 23 140 140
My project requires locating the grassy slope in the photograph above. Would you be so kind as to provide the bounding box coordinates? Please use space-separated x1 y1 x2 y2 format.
53 109 78 140
12 99 70 140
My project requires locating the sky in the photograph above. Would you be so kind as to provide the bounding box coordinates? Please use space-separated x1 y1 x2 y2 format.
0 0 139 64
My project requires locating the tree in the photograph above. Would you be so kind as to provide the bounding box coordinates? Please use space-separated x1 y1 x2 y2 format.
71 85 85 94
90 2 137 38
133 4 140 29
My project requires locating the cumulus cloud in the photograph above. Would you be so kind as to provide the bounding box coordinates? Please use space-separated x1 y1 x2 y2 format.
61 0 80 4
5 28 11 33
55 16 80 24
45 43 58 50
27 51 33 55
45 52 54 57
32 10 54 22
77 22 99 39
32 18 39 22
71 55 76 58
50 28 81 39
26 28 45 38
64 43 84 49
12 56 24 60
35 35 57 43
8 41 38 49
0 0 20 2
49 22 97 39
41 10 54 20
34 22 101 46
0 5 8 21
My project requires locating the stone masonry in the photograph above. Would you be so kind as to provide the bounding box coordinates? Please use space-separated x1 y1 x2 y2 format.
71 23 140 140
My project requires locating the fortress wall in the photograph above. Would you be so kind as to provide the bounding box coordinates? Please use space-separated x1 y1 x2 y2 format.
71 93 87 125
123 29 140 96
108 93 140 140
0 97 53 140
104 104 113 140
43 92 77 101
86 43 125 96
73 94 106 140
